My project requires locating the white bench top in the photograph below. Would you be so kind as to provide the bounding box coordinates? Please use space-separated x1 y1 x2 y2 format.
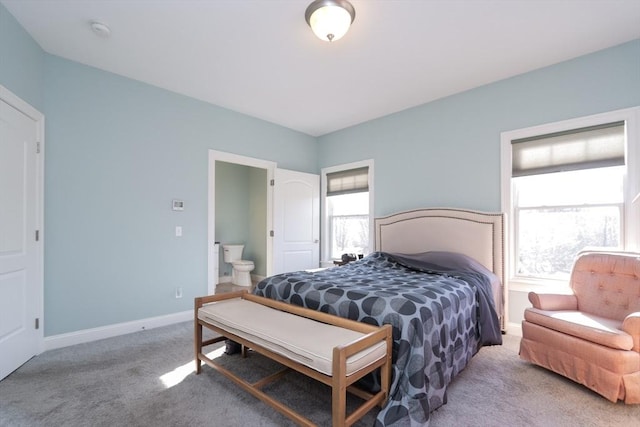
198 298 388 377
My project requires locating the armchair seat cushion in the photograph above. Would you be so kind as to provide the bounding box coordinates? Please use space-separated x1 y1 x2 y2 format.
524 307 633 351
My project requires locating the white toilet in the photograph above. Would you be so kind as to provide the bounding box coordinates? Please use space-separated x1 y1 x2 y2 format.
222 244 255 287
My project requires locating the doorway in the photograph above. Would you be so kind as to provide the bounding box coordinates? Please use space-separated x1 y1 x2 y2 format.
208 151 275 294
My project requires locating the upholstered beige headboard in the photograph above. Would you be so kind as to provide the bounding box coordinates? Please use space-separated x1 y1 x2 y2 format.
374 208 506 329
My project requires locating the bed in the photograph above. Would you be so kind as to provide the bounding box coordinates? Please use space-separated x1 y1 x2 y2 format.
254 208 505 426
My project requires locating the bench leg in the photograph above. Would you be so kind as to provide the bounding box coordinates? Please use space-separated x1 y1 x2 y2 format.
381 333 392 406
332 381 347 427
332 348 347 427
194 320 202 375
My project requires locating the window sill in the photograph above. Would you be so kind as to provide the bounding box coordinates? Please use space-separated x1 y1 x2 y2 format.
508 278 572 294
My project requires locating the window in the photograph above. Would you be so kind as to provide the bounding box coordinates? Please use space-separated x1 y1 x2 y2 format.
514 166 623 280
502 108 640 287
321 161 373 263
326 192 369 258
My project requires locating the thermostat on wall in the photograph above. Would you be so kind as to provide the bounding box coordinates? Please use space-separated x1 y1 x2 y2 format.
172 200 184 211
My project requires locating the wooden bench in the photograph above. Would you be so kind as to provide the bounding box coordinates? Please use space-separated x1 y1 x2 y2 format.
194 290 392 427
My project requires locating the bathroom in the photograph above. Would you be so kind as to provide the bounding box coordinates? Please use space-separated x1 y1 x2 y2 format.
215 160 268 288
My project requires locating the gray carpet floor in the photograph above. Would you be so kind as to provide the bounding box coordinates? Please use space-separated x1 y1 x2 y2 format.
1 321 639 426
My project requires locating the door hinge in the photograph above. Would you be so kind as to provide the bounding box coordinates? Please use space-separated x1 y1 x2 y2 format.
270 179 275 186
36 141 41 154
270 230 274 237
35 230 40 241
35 318 40 330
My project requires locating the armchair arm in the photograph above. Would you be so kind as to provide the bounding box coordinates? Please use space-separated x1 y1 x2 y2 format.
528 292 578 311
622 312 640 352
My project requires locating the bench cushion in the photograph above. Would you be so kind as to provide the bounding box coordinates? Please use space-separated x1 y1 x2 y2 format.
524 307 633 350
198 298 388 376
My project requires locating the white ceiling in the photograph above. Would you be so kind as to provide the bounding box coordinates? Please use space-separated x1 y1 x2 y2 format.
3 0 640 137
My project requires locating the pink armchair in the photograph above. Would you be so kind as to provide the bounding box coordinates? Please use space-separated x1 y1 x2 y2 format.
520 251 640 404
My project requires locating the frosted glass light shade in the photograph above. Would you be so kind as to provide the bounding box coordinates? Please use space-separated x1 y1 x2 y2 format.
305 0 356 42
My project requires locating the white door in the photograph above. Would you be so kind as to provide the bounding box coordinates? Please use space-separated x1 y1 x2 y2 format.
0 92 42 380
273 169 319 274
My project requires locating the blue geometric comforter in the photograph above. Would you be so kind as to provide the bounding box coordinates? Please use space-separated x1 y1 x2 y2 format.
253 252 502 426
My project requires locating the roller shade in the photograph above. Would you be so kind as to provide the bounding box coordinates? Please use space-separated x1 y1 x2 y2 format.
512 121 625 177
326 166 369 196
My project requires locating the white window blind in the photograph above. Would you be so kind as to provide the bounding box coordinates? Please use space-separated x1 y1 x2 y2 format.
511 121 625 177
326 166 369 196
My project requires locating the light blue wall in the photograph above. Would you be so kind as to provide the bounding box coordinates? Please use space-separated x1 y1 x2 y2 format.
316 39 640 327
42 56 316 336
0 2 44 109
1 2 316 337
3 0 639 336
318 39 640 217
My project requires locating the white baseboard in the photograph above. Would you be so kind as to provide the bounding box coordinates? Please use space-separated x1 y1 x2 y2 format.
506 322 523 337
44 310 192 351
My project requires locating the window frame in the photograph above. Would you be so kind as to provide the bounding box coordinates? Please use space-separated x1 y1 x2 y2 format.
320 159 374 266
501 107 640 291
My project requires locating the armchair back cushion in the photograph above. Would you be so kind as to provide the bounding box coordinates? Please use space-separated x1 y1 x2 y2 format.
571 252 640 320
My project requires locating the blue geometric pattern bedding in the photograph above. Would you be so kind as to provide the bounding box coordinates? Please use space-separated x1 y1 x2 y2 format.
253 252 502 426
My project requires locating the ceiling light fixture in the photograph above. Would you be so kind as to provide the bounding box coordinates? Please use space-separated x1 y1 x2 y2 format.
305 0 355 42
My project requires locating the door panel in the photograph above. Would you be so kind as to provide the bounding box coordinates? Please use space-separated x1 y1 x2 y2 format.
0 97 39 380
273 169 319 274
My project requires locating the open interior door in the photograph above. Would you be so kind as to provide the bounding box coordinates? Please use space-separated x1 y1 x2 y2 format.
272 168 319 274
0 91 42 380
